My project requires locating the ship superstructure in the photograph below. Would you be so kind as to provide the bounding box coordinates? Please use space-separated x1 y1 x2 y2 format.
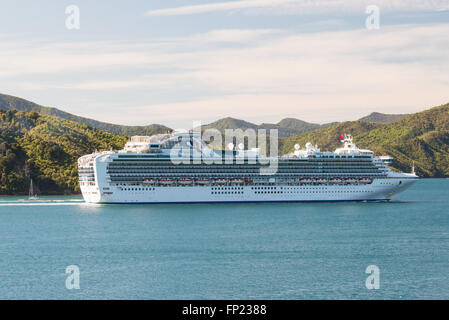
78 132 418 203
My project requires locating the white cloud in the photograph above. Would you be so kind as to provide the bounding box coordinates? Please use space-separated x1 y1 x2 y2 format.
1 24 448 127
0 29 280 78
189 29 281 43
0 48 154 78
145 0 449 16
145 0 296 16
19 80 153 90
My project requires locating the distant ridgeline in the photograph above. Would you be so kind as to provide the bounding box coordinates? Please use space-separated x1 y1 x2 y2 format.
0 93 170 136
0 92 448 194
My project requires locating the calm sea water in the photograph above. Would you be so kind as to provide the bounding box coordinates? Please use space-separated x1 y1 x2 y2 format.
0 179 448 299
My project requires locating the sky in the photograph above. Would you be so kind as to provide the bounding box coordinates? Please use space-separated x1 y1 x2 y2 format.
0 0 448 129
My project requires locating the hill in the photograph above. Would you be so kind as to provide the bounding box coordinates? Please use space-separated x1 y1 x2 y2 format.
276 118 322 132
358 112 409 123
0 109 127 195
201 117 335 138
202 117 259 132
0 93 171 136
280 103 449 177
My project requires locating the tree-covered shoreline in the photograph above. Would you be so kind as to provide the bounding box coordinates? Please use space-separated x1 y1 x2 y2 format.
0 109 126 195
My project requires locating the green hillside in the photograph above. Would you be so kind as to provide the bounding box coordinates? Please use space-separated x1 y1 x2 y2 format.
202 117 259 131
0 109 126 195
202 116 335 138
280 103 449 177
358 112 409 123
276 117 335 132
0 93 171 136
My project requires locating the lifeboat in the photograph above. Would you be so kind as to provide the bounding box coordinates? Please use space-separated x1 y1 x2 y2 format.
178 178 193 185
142 178 155 184
159 178 174 185
244 179 253 184
196 178 210 185
315 178 328 184
329 177 342 183
344 177 358 183
230 178 244 184
300 178 313 183
359 178 372 184
215 178 228 184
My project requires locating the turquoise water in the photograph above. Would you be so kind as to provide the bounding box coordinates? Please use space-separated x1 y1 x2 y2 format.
0 179 448 299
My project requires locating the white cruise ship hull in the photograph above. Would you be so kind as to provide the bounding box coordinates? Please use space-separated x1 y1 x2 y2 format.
81 178 417 204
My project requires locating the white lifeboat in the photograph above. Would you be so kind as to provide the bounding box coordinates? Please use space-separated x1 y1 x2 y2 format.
315 178 328 184
344 177 358 183
178 178 193 185
142 178 156 184
329 177 342 183
196 178 210 185
300 178 313 183
215 178 228 184
159 178 174 185
230 178 244 184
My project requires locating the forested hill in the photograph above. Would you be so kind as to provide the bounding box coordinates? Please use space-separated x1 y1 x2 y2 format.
358 112 409 123
280 103 449 177
0 93 171 136
1 101 448 195
0 109 127 195
201 116 336 137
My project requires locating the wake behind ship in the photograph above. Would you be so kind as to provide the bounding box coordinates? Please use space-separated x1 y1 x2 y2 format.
78 132 418 204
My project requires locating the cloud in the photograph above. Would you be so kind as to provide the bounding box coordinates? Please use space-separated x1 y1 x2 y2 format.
145 0 449 16
100 24 449 126
0 48 155 78
102 88 448 128
19 80 155 90
145 0 296 16
0 29 281 78
189 29 281 43
1 24 448 127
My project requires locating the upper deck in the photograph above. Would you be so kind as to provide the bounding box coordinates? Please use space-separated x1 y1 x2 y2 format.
119 132 377 160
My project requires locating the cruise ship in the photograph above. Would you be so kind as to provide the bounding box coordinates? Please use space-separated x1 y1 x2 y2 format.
78 132 418 204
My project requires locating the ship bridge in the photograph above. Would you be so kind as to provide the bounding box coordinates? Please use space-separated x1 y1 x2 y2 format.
334 134 373 156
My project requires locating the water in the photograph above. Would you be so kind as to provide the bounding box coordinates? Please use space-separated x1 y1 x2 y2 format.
0 179 448 299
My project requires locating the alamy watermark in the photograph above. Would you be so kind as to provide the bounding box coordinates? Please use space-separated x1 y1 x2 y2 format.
65 5 80 30
365 5 380 30
365 265 380 290
168 121 279 175
65 265 80 290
